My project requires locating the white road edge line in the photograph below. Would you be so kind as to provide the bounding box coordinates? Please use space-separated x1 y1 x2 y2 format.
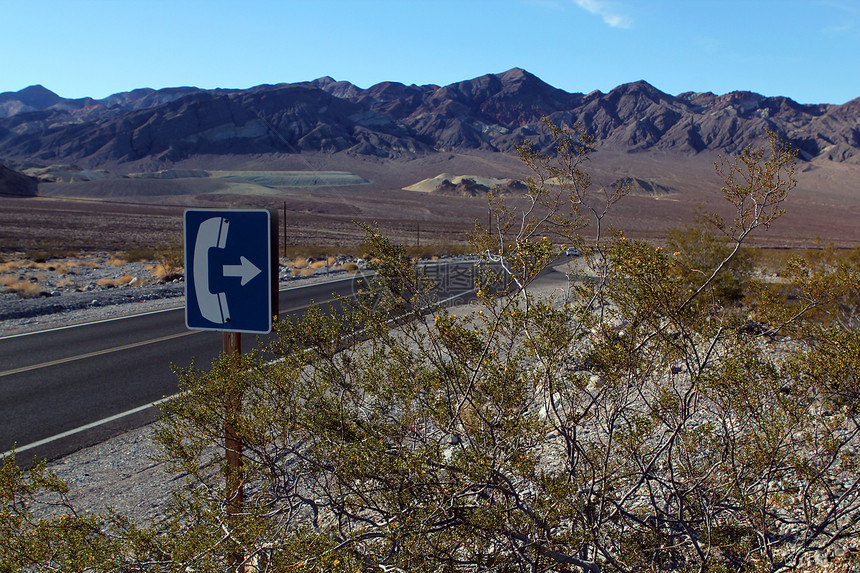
1 283 474 461
1 393 180 460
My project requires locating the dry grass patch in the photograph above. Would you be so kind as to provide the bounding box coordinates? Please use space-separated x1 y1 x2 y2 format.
3 280 40 297
292 268 316 277
56 277 76 288
23 260 77 274
310 260 327 269
0 275 19 287
0 261 23 273
95 275 136 287
338 262 359 272
123 247 157 262
151 264 182 281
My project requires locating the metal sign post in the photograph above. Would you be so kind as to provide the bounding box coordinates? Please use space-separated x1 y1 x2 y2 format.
184 208 278 572
223 330 245 571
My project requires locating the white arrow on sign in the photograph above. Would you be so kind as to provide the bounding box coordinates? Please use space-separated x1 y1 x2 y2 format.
223 256 262 286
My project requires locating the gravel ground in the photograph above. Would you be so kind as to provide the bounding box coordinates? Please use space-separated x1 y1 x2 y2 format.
1 255 185 336
0 255 364 336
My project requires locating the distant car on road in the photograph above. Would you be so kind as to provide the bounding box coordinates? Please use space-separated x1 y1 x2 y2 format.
564 247 581 257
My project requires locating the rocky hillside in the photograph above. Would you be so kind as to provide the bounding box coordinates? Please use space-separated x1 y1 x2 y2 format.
1 68 858 167
0 164 38 197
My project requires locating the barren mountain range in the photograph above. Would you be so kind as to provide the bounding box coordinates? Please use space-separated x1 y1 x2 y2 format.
1 68 859 249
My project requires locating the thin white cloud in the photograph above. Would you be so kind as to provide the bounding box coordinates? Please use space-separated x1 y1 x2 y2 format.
573 0 633 28
818 1 858 34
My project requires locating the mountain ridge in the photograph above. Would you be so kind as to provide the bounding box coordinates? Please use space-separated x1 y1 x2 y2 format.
1 69 859 168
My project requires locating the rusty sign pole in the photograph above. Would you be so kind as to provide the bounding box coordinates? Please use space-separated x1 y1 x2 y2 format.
223 330 246 571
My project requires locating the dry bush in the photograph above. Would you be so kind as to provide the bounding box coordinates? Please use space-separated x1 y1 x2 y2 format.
18 272 48 283
24 260 77 274
751 246 806 274
291 268 317 277
0 261 21 273
123 247 157 262
310 260 327 269
43 261 73 274
290 257 310 269
95 275 137 287
108 257 127 267
24 248 77 261
151 264 178 282
4 280 40 297
24 250 49 263
339 262 359 272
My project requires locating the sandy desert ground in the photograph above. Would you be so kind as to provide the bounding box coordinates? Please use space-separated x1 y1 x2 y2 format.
2 150 859 257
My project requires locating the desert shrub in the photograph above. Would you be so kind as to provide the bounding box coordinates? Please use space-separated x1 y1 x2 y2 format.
96 277 118 287
6 125 859 572
749 246 805 274
25 250 49 263
151 263 182 282
290 256 310 269
0 260 21 274
122 247 157 262
153 236 184 275
23 247 77 262
3 280 40 297
665 224 753 304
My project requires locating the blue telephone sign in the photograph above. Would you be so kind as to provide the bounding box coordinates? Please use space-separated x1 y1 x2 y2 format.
184 209 277 333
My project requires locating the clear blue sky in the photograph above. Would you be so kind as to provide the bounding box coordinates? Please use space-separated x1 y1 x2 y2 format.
2 0 858 105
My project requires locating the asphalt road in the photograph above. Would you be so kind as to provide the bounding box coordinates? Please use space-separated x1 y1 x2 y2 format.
1 263 486 462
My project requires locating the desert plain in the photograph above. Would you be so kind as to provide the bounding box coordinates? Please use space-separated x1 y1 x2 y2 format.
3 148 860 256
